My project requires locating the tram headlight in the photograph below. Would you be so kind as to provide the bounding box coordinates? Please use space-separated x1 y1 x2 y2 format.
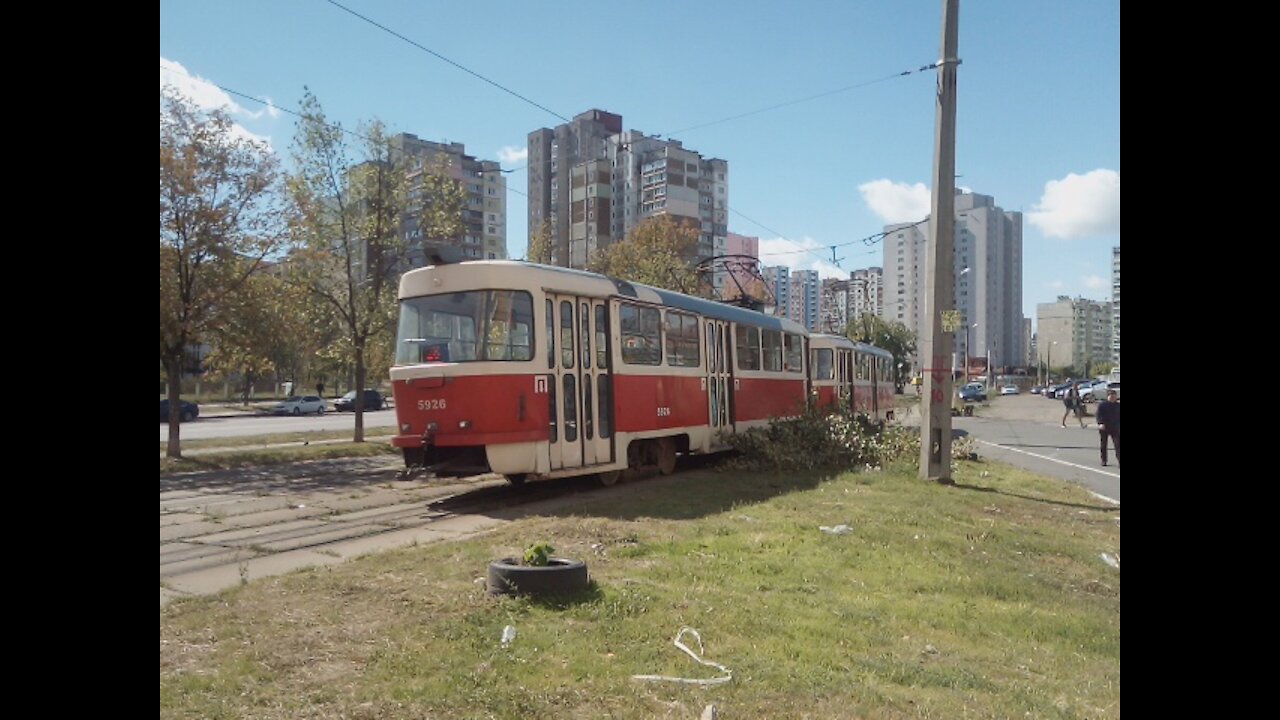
400 423 412 432
458 420 471 429
426 422 438 432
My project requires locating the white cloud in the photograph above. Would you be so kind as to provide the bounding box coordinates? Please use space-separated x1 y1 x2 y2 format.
497 145 528 165
160 57 276 147
1046 279 1065 290
858 179 931 224
1028 169 1120 239
757 236 847 280
1082 275 1107 290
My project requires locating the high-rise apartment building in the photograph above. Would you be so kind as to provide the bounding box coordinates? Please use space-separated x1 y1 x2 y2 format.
392 134 507 266
883 191 1024 372
527 109 622 268
1036 296 1113 373
724 232 761 300
1111 246 1120 366
820 278 849 334
789 270 820 331
850 267 883 323
528 110 729 291
762 265 790 318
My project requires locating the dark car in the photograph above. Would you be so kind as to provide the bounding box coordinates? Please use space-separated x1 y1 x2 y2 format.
957 382 986 402
333 389 385 412
159 399 200 422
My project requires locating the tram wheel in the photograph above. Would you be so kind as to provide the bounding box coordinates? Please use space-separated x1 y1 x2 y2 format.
504 473 528 486
656 438 677 475
597 470 622 487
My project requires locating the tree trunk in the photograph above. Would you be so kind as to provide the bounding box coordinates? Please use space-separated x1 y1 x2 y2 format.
165 356 183 458
353 343 366 443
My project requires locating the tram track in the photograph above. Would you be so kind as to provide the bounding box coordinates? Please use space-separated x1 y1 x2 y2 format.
160 455 682 606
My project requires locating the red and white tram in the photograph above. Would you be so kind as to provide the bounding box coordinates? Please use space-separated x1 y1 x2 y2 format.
390 261 888 485
808 333 897 424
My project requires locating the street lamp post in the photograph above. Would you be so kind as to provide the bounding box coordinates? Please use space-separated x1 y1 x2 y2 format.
964 321 978 386
1046 340 1058 385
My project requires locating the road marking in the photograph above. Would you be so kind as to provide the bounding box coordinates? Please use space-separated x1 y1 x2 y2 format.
974 439 1120 502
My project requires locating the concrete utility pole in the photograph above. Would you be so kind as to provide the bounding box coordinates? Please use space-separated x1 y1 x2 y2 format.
919 0 961 483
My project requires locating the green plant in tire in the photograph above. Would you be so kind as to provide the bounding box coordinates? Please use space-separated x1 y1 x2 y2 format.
523 542 554 566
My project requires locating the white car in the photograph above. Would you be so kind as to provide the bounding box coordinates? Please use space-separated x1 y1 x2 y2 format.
271 395 327 415
1079 380 1109 403
999 384 1019 396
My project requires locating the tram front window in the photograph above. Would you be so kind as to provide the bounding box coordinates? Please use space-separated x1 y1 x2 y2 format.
396 290 534 364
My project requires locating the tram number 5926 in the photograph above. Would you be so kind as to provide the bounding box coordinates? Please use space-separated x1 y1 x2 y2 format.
417 399 447 411
656 407 671 417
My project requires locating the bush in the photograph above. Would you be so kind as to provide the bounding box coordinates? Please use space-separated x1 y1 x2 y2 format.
719 403 978 472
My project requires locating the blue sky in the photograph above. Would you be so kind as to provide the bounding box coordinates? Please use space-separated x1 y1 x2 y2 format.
160 0 1119 324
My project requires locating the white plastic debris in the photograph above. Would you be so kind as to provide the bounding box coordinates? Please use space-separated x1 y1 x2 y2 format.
819 524 852 535
701 703 718 720
1100 553 1119 569
632 627 732 686
500 625 517 647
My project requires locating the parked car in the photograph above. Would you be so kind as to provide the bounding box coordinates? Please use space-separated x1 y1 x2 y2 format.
1079 379 1109 403
958 382 986 402
1045 381 1073 399
271 395 327 415
159 399 200 422
1030 385 1045 395
1106 381 1120 400
333 389 386 412
999 384 1019 396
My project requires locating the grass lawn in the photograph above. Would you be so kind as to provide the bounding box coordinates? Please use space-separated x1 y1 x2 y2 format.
160 456 1120 719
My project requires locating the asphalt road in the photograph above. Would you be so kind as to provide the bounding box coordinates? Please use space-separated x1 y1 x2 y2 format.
941 393 1120 503
160 407 398 441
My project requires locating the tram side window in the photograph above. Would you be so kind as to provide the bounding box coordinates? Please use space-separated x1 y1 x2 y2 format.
735 325 760 370
814 348 834 380
620 304 661 365
784 333 804 373
546 300 554 369
664 311 700 367
761 330 783 372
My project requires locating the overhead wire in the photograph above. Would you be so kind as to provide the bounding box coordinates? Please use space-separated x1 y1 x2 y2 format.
316 2 942 263
324 0 570 123
160 64 530 199
167 2 947 270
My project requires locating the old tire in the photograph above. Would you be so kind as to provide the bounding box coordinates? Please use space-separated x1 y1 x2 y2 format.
487 557 588 596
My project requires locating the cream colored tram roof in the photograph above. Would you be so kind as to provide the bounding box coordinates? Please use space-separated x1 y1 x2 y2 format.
400 260 806 334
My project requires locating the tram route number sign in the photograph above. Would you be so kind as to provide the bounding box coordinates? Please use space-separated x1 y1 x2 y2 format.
941 310 962 332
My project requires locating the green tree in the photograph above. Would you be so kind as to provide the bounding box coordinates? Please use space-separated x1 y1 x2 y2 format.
160 87 287 457
525 218 554 264
286 90 408 442
587 215 701 294
287 91 468 440
203 266 327 404
410 153 468 260
848 315 917 392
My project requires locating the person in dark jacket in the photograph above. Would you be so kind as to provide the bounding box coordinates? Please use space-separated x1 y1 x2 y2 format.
1095 389 1120 466
1061 385 1085 428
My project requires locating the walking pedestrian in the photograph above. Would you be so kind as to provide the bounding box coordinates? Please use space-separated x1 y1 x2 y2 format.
1061 385 1084 428
1095 389 1120 466
316 381 325 398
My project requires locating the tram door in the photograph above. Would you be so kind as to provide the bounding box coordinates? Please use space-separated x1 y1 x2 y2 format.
837 347 854 413
706 319 733 438
548 295 614 471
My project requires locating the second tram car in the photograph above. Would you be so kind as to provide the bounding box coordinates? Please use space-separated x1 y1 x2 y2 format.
808 334 896 424
390 261 896 485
